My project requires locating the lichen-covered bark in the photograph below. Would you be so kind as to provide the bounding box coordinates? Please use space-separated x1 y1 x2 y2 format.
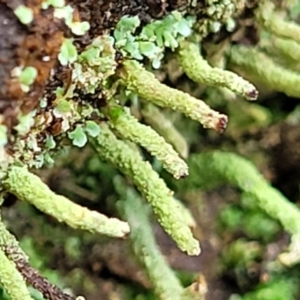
0 0 252 129
0 0 64 127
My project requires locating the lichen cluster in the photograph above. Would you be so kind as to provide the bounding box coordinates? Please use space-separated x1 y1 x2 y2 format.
1 0 300 299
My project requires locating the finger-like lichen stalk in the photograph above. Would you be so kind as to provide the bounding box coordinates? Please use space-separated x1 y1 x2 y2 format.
177 41 258 100
105 104 189 179
141 104 189 159
256 1 300 44
278 234 300 266
91 125 200 255
118 60 228 132
117 184 184 300
117 183 200 299
180 151 300 236
2 166 130 238
172 197 196 229
0 247 33 300
229 46 300 98
261 36 300 63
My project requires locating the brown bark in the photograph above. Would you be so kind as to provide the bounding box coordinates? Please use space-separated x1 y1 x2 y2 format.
0 0 171 128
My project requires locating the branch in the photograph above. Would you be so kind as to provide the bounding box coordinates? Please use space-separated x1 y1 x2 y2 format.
0 247 33 300
0 216 82 300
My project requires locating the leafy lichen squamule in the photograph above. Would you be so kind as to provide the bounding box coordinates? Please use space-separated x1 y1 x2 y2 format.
91 125 200 255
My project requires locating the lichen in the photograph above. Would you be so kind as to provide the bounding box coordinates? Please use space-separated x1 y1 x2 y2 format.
2 0 300 298
91 125 200 255
3 166 130 238
13 5 34 25
105 103 189 178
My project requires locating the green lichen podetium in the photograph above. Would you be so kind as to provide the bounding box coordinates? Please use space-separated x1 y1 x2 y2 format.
182 151 300 236
91 125 200 256
118 186 203 300
262 36 300 63
118 185 184 300
229 46 300 98
105 104 189 179
256 1 300 45
3 166 130 238
119 60 227 132
141 103 189 159
177 40 258 100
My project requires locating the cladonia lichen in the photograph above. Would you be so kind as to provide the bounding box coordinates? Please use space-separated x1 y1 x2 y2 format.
2 1 300 298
